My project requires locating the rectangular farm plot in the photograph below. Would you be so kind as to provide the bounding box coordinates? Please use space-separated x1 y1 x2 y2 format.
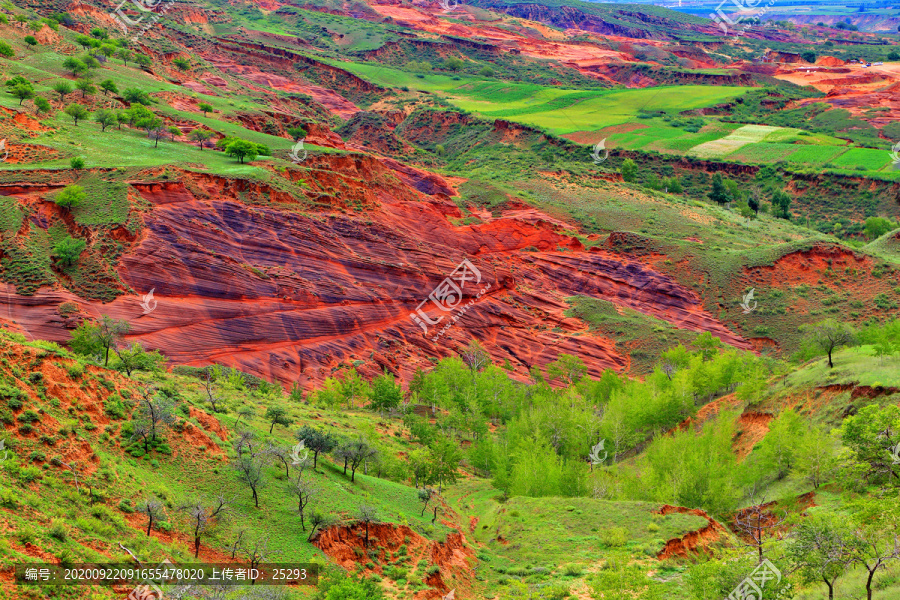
828 148 893 171
784 144 847 166
688 124 780 158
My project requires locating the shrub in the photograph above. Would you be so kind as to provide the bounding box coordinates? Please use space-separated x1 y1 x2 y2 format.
599 527 629 547
17 410 40 423
48 520 68 541
118 498 134 513
70 157 86 169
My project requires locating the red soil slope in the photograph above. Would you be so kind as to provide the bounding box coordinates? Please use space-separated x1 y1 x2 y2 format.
0 151 749 387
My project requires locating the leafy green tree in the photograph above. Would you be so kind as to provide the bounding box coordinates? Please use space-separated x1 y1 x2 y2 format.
70 157 85 169
864 216 895 239
444 57 464 71
800 318 855 368
841 404 900 486
198 102 213 116
172 57 190 71
620 158 637 182
224 139 259 163
427 436 462 492
10 83 34 105
802 50 817 62
264 406 292 433
94 109 117 132
789 513 855 600
0 41 14 58
90 27 108 40
708 173 728 204
34 96 51 115
99 79 118 95
53 80 73 101
75 34 93 50
286 125 306 141
847 497 900 600
64 104 89 125
117 48 132 66
295 426 336 468
75 78 95 98
368 371 403 414
54 184 86 209
62 56 86 76
771 189 792 219
114 342 166 376
52 236 86 267
24 36 37 48
123 88 152 105
168 126 181 140
189 128 213 149
135 54 153 69
323 575 384 600
69 315 129 366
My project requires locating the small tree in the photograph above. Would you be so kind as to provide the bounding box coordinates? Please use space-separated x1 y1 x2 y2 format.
115 342 165 376
70 157 85 169
53 80 73 101
100 79 118 96
225 139 258 163
734 489 787 564
198 102 213 117
64 104 90 125
117 48 132 67
189 128 213 149
369 371 403 414
136 387 175 442
10 83 34 105
306 511 331 542
771 189 792 219
173 57 190 71
264 406 293 434
801 319 855 368
54 184 86 210
620 158 637 182
137 497 166 536
233 451 265 508
168 126 181 141
62 57 86 76
789 514 855 600
52 236 86 267
418 487 433 516
287 126 306 141
75 78 95 98
357 505 379 548
34 97 51 115
295 426 336 469
94 109 118 132
460 339 491 374
342 437 377 483
182 495 230 558
289 474 319 530
24 36 38 48
708 173 728 204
